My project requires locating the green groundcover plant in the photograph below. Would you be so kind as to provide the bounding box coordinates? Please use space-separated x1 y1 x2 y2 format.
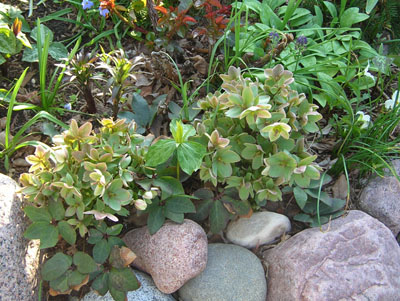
18 61 342 299
20 119 152 299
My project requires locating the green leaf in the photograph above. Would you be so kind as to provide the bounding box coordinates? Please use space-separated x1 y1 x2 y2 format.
210 200 230 233
0 54 5 65
93 239 111 264
218 149 241 163
165 196 195 213
108 236 125 248
92 272 109 296
293 187 308 209
0 28 17 54
267 152 297 180
147 206 165 235
145 139 176 167
73 252 98 274
88 228 104 244
212 160 232 178
340 7 369 28
164 210 184 223
153 176 184 199
177 141 206 175
49 273 69 293
22 43 38 62
170 119 196 143
109 267 140 292
58 221 76 245
48 42 68 61
42 252 72 281
24 222 59 249
24 206 52 222
68 270 87 287
31 24 54 43
366 0 378 14
188 199 212 222
106 224 123 236
48 199 65 221
109 286 127 301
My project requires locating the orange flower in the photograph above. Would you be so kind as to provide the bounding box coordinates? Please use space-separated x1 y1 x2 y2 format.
12 18 22 36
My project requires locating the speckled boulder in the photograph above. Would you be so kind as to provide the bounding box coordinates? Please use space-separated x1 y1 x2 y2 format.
226 212 291 248
123 219 207 294
179 243 267 301
80 270 176 301
264 210 400 301
358 159 400 237
0 174 40 300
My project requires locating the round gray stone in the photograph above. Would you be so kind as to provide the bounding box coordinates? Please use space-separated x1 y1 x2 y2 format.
358 159 400 237
179 243 266 301
80 270 176 301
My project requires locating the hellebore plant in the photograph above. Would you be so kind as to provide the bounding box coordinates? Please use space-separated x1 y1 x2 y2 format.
194 64 324 232
20 119 153 298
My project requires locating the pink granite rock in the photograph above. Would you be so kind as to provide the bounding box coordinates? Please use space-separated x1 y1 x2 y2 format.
123 219 207 294
264 210 400 301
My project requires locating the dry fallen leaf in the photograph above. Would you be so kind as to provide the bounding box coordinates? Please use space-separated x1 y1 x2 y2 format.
49 287 72 296
332 174 348 200
191 55 208 76
120 246 137 266
0 117 6 130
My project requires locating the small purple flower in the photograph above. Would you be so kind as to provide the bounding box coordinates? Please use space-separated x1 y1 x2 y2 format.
296 35 308 46
64 103 72 110
81 0 94 10
269 31 280 42
99 7 110 17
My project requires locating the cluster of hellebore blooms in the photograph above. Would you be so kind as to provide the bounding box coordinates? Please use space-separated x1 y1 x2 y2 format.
82 0 114 17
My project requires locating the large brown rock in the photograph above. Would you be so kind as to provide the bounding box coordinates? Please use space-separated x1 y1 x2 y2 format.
264 210 400 301
0 174 40 301
123 219 207 294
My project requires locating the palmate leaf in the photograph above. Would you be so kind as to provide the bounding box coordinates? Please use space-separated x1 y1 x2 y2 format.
42 253 72 281
165 196 195 213
147 206 165 235
92 272 109 296
145 139 176 167
109 267 140 292
24 221 59 249
177 141 206 175
58 221 76 245
24 206 52 222
267 151 297 180
73 252 98 274
210 200 230 233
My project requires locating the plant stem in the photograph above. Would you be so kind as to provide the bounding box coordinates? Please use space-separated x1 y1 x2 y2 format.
112 8 148 34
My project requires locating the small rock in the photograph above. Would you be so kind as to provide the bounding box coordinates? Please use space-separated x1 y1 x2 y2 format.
226 211 291 248
123 219 207 294
0 131 13 148
179 243 267 301
0 173 40 300
12 158 31 167
358 159 400 236
81 270 176 301
264 210 400 301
